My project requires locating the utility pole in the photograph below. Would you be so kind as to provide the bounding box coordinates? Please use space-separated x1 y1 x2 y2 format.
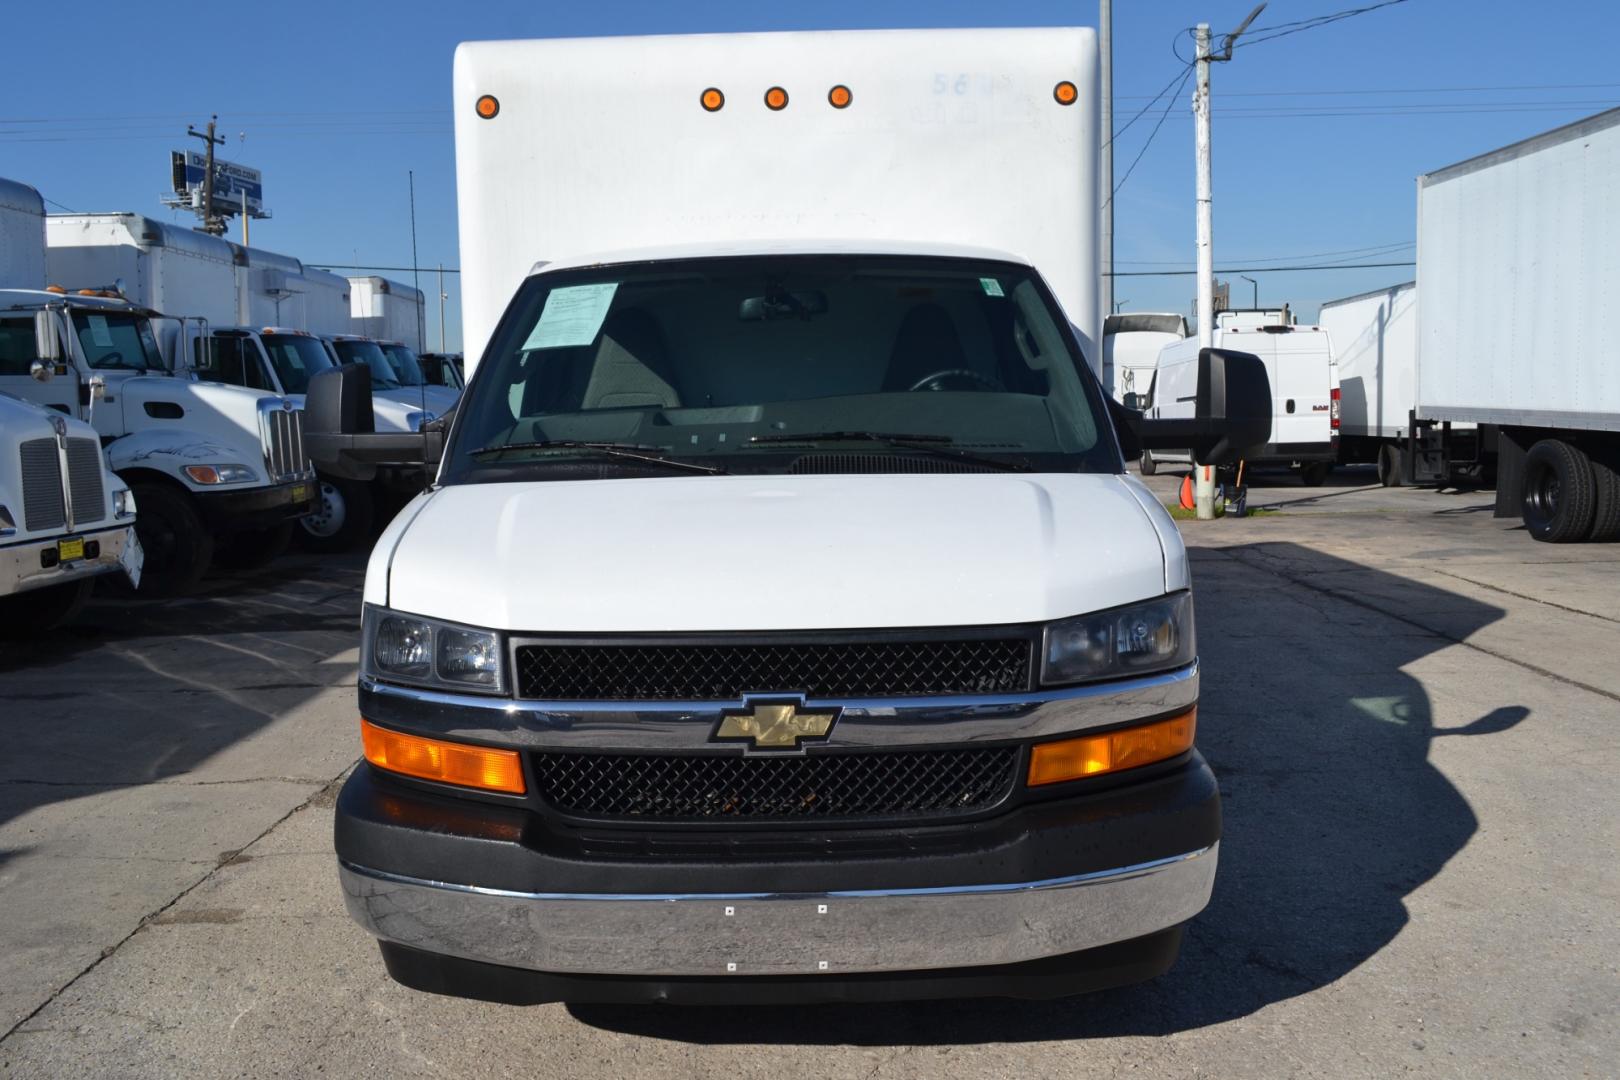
1192 4 1265 520
186 116 226 236
438 264 447 353
1099 0 1114 329
241 190 249 247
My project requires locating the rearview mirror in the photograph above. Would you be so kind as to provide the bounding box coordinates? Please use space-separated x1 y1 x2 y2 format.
1114 348 1271 465
34 310 61 362
739 290 828 322
303 363 444 481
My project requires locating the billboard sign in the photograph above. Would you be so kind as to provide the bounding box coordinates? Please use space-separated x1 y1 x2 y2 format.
170 150 266 216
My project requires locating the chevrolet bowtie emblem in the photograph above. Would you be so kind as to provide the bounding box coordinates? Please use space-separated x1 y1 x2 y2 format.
714 700 839 751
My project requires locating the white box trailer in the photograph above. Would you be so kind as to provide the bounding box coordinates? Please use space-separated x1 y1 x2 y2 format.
1103 312 1185 406
1416 107 1620 541
0 178 46 288
301 267 352 337
348 276 424 349
46 214 242 327
452 28 1099 376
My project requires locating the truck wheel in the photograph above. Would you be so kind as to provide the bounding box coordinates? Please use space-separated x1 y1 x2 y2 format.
120 483 214 596
1377 444 1406 487
1139 451 1157 476
213 522 294 570
1521 439 1596 543
0 579 94 635
1300 462 1332 487
1587 451 1620 542
297 478 375 554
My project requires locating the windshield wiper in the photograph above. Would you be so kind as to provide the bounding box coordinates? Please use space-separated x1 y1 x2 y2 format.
748 431 1028 472
469 440 728 475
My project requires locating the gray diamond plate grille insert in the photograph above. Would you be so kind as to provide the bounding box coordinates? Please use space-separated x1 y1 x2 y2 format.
531 746 1019 822
514 639 1033 701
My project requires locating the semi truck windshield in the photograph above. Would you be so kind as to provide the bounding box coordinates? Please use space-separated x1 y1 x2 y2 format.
331 339 403 390
447 255 1116 481
379 343 427 388
72 312 162 372
262 334 335 395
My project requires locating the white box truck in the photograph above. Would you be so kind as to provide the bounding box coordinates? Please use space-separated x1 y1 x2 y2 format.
348 276 424 349
1146 324 1339 483
0 392 142 630
46 214 242 327
1103 311 1185 408
1415 107 1620 541
0 178 46 289
308 27 1273 1005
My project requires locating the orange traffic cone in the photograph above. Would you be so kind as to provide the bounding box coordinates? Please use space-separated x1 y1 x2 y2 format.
1179 473 1196 511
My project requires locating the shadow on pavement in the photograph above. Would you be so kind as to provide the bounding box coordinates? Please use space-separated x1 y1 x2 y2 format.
571 541 1525 1044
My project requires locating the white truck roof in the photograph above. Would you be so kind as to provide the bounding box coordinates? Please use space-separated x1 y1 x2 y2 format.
533 237 1032 276
453 27 1099 374
0 178 47 290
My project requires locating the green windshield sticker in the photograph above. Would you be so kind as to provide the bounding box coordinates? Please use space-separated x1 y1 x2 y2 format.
522 283 620 350
86 314 114 347
980 277 1004 297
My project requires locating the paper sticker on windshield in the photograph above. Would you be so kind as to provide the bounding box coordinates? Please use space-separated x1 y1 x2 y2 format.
86 314 114 347
980 277 1004 297
521 283 620 350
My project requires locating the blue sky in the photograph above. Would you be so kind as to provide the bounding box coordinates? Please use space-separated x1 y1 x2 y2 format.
4 0 1617 349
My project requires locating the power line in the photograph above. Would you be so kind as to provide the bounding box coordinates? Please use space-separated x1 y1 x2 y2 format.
1106 63 1193 150
1116 240 1413 266
42 196 78 213
310 263 460 273
1234 0 1413 49
1108 64 1196 208
1107 260 1414 277
1117 81 1620 100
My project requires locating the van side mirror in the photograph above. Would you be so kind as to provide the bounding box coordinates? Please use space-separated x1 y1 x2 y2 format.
1114 348 1271 465
303 362 444 481
34 310 61 362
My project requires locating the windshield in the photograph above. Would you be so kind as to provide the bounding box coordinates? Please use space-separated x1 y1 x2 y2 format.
379 343 427 387
72 311 163 371
331 339 402 390
444 255 1116 484
262 334 335 395
419 354 464 388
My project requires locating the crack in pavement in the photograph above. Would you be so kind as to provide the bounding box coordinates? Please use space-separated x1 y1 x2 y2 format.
0 776 331 789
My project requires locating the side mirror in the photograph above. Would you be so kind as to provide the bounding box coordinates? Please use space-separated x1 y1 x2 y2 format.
304 363 444 481
1115 348 1271 465
34 310 61 362
29 360 53 383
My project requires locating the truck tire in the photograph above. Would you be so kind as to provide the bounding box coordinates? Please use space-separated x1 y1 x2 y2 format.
0 579 94 636
1139 451 1157 476
213 521 294 570
1521 439 1596 543
1301 462 1332 487
120 483 214 596
1587 451 1620 542
1377 443 1406 487
297 478 375 554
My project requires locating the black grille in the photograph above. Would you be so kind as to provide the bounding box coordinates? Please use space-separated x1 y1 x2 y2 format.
789 453 996 475
532 746 1019 822
66 438 106 525
515 638 1033 700
20 438 64 532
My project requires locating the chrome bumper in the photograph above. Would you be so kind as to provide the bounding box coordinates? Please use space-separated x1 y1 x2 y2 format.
0 523 137 598
339 843 1217 977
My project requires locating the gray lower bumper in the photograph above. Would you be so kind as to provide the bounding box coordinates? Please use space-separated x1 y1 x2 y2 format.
0 524 137 598
339 843 1218 978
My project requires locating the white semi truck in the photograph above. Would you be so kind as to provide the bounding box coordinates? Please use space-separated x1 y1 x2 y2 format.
0 392 142 630
1413 108 1620 542
309 28 1272 1005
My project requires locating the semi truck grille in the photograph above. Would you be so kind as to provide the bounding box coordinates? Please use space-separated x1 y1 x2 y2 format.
261 405 310 481
19 439 65 532
514 638 1034 700
65 439 106 525
531 746 1019 822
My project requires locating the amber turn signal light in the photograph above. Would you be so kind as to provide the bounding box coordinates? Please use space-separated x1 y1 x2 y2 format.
701 87 725 112
828 84 852 109
475 94 500 119
1027 709 1196 786
360 718 526 794
765 86 789 111
1053 80 1078 106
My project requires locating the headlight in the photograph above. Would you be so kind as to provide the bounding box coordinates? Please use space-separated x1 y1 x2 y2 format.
113 488 137 518
1041 592 1195 686
362 605 505 693
183 464 258 485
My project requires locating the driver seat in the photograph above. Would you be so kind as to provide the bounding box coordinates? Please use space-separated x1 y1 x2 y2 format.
882 303 968 391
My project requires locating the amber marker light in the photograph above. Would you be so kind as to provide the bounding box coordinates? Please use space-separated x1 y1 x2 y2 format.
360 718 526 794
475 94 500 119
828 84 852 109
1053 80 1079 106
1027 709 1197 786
765 86 789 111
701 87 725 112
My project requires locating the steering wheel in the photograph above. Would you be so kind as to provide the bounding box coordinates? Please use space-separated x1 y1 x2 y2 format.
97 351 125 368
907 368 1003 392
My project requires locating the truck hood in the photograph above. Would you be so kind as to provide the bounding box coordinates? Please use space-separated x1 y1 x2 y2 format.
376 386 459 417
383 473 1176 632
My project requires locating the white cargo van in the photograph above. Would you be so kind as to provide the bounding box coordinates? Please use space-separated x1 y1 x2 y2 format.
310 28 1271 1005
1147 324 1338 484
1104 312 1186 408
0 392 141 630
